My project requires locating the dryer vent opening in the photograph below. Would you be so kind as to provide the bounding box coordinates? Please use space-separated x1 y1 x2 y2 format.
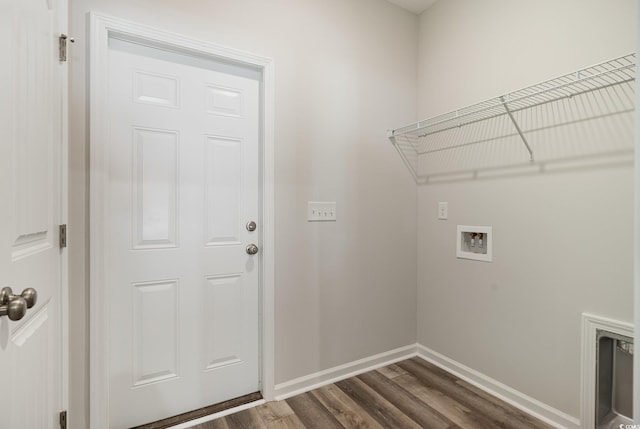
596 329 633 428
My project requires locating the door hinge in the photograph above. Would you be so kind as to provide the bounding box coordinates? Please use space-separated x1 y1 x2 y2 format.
58 34 74 62
59 411 67 429
59 224 67 249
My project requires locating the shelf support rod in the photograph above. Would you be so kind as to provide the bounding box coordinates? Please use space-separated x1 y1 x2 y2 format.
500 96 534 162
387 133 419 183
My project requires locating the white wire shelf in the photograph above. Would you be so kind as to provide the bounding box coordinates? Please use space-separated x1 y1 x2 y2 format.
388 53 636 183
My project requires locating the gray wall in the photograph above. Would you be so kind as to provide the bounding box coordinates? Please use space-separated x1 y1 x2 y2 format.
416 0 636 419
68 1 418 427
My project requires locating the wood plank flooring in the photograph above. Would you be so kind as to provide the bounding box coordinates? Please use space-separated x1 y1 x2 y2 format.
189 357 554 429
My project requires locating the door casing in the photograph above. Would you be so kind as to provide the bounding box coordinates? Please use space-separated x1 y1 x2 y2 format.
88 13 275 428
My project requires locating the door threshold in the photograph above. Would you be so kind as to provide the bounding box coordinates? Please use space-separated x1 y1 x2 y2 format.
130 392 263 429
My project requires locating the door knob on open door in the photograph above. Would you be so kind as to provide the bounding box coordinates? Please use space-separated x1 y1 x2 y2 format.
246 243 259 255
0 287 38 321
0 297 26 321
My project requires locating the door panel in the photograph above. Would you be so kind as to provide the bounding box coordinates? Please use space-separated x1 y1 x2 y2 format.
205 136 244 245
204 274 244 368
106 38 260 428
0 0 63 428
132 127 179 248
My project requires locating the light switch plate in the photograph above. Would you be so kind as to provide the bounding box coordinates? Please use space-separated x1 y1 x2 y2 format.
308 201 337 221
438 202 448 220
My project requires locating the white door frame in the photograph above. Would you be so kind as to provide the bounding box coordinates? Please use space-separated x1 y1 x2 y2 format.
58 0 70 417
89 13 275 428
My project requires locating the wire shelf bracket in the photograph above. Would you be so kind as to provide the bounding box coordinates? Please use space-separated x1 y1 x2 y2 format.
500 96 533 162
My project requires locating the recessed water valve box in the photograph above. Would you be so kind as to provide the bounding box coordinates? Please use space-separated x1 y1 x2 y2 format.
456 225 492 262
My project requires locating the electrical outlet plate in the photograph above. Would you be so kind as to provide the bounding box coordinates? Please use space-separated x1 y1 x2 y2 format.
456 225 492 262
308 201 337 222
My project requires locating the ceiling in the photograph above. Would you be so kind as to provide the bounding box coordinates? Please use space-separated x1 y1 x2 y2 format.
386 0 438 14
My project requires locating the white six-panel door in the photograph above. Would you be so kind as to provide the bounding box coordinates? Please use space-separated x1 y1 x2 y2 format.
105 38 260 428
0 0 64 428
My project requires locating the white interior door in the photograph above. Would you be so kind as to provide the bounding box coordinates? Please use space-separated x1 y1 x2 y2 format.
0 0 64 428
105 38 261 428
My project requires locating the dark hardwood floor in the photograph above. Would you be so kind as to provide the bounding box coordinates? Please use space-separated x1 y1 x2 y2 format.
190 357 554 429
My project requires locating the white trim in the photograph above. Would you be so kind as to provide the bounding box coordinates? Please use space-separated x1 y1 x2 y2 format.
89 13 275 428
57 0 70 416
580 313 634 429
273 345 417 400
260 47 276 402
416 343 580 429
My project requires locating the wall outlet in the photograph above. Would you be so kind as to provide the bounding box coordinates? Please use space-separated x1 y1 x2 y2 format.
438 202 448 220
308 201 337 221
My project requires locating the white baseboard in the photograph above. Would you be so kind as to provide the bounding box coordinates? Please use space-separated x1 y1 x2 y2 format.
270 342 581 429
416 343 580 429
273 344 417 400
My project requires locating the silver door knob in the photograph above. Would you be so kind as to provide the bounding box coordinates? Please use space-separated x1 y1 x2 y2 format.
0 287 38 321
246 244 259 255
0 297 27 321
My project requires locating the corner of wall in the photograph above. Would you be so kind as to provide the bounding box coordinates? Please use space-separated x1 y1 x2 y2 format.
416 344 581 429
